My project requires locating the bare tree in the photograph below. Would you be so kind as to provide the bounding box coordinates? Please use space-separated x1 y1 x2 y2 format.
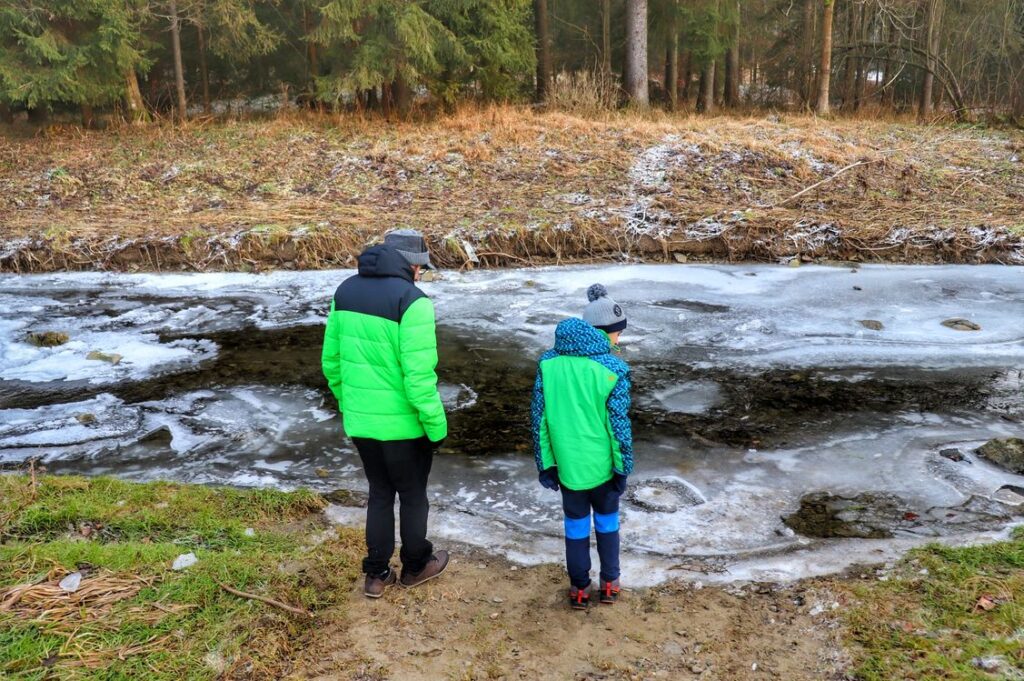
667 1 680 109
535 0 552 101
169 0 188 122
625 0 649 106
725 1 741 106
919 0 944 118
815 0 835 115
800 0 817 106
602 0 612 75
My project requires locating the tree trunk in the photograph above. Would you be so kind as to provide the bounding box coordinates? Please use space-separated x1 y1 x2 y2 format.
602 0 612 75
0 102 11 124
842 0 859 109
919 0 943 119
725 1 740 106
80 104 95 129
624 0 649 106
169 0 188 122
681 49 692 101
815 0 834 115
715 57 726 106
197 24 211 114
27 107 47 124
800 0 817 106
534 0 552 102
392 76 412 119
697 60 715 113
124 69 149 123
854 2 868 109
667 20 679 110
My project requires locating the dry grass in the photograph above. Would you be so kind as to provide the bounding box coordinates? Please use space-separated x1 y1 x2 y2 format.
1 107 1022 272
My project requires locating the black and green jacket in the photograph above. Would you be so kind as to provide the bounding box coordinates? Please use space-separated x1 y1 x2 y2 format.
321 245 447 442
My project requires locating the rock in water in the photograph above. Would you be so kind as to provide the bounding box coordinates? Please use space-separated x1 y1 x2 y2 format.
938 448 966 462
783 492 912 539
628 477 706 513
976 438 1024 474
941 318 981 331
859 320 884 331
87 350 123 365
315 468 330 479
26 331 69 347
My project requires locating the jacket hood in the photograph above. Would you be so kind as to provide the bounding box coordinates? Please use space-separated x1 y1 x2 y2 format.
553 317 611 357
358 245 414 281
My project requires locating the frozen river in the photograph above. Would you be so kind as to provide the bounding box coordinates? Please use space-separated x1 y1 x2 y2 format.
2 264 1023 584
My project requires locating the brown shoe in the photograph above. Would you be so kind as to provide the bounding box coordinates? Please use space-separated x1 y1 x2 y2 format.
364 568 397 598
399 550 450 589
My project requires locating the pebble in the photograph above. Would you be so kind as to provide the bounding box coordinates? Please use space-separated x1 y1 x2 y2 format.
489 612 499 620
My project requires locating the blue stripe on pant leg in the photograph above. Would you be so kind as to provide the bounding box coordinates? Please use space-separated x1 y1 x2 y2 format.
593 511 619 533
563 515 592 589
592 481 621 583
561 487 594 589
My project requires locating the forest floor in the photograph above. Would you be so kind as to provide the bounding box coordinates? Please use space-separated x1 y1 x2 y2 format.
3 474 1024 680
1 108 1023 273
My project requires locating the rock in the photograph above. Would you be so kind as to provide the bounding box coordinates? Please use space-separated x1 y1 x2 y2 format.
86 350 123 365
994 485 1024 506
859 320 884 331
976 438 1024 474
941 318 981 331
172 553 198 570
58 571 82 593
26 331 69 347
628 477 706 513
853 285 862 291
76 413 97 425
783 492 911 539
673 252 689 264
315 467 330 479
243 527 256 537
938 448 965 462
322 488 368 507
420 270 437 282
138 426 172 445
788 257 801 268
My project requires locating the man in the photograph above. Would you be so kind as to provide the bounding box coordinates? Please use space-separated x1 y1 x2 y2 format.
322 229 450 598
532 283 633 610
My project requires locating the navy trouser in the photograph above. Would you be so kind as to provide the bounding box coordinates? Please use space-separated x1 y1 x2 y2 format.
353 436 434 576
560 478 621 589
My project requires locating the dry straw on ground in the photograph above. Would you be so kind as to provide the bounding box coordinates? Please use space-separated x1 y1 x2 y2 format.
1 107 1022 272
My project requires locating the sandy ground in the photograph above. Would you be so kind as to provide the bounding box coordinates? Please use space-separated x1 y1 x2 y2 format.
292 546 849 681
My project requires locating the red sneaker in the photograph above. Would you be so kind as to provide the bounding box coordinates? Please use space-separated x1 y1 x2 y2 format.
599 579 620 604
569 585 590 610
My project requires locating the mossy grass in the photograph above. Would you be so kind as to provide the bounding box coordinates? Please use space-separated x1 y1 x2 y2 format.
0 474 361 680
839 528 1024 680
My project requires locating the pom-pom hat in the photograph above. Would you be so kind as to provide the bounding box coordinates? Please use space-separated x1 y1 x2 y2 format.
582 283 627 334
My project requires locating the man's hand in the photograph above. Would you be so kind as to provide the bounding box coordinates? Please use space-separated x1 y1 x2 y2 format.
538 467 560 491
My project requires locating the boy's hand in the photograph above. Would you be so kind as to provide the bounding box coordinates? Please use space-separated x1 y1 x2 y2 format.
612 473 628 495
538 467 560 491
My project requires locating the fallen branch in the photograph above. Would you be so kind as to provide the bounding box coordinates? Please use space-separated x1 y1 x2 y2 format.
774 159 883 208
216 581 311 618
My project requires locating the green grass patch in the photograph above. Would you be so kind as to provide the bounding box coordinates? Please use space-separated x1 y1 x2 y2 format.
840 528 1024 680
0 475 361 680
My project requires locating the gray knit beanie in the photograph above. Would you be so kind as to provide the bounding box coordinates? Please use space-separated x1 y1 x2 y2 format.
583 284 627 333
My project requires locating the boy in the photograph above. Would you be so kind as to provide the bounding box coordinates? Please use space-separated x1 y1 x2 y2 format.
531 283 633 610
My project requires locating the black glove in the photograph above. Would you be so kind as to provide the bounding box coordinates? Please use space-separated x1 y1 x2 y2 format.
538 467 560 491
428 437 446 451
612 473 628 495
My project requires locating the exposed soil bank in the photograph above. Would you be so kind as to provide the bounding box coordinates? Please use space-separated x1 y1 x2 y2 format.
2 110 1023 273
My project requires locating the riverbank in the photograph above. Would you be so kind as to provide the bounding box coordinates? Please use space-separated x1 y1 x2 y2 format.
3 474 1023 680
2 109 1023 273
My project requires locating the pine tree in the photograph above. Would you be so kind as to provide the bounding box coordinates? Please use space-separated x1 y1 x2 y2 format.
0 0 147 119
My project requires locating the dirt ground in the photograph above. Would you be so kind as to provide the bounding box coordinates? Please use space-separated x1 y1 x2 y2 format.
293 546 849 681
2 108 1023 272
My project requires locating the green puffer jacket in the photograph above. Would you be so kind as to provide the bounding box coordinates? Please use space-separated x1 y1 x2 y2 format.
321 245 447 442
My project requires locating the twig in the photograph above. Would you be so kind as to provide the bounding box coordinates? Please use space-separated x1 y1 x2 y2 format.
216 581 311 618
774 159 883 208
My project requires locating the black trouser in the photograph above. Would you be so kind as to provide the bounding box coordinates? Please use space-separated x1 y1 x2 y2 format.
353 436 434 576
